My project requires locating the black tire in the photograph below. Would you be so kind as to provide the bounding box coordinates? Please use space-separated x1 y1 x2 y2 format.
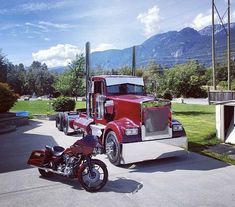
79 159 108 192
63 114 69 135
38 168 53 177
56 113 63 131
105 131 121 166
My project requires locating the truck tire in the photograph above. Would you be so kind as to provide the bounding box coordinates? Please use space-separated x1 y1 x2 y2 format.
105 131 121 166
63 114 69 135
56 113 63 131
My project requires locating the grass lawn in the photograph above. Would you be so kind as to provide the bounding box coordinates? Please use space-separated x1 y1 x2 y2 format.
172 103 218 147
10 100 86 117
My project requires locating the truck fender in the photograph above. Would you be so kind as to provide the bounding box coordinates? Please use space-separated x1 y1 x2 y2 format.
102 122 123 146
102 118 139 145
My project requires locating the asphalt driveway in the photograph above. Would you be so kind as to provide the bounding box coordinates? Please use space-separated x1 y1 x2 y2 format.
0 120 235 207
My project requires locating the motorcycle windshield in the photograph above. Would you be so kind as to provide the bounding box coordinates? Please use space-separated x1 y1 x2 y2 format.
74 135 98 148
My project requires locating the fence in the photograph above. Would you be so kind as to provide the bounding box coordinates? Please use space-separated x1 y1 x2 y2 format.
208 90 235 104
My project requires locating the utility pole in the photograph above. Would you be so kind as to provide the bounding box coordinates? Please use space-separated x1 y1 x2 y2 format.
211 0 232 90
132 46 136 76
227 0 231 90
212 0 216 90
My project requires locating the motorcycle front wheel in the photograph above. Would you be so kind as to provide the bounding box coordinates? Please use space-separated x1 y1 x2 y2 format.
79 159 108 192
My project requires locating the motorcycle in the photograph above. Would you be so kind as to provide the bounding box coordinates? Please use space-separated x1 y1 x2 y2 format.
27 135 108 192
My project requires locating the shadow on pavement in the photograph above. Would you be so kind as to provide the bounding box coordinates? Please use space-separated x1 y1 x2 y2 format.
103 177 143 193
39 174 143 193
0 120 58 174
39 175 83 191
125 153 229 173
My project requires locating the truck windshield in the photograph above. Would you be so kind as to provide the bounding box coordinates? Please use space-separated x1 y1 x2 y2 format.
107 83 144 95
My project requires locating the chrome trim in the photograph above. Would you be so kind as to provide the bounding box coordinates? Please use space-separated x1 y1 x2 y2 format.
120 136 188 164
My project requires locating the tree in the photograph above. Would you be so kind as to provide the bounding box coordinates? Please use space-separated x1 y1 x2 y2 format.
67 54 85 100
26 61 55 96
53 71 74 96
0 82 18 113
54 54 85 99
143 61 162 96
160 60 207 98
7 63 27 95
119 66 132 75
0 50 7 83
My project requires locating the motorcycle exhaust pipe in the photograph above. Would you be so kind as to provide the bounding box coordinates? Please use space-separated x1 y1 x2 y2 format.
30 165 68 176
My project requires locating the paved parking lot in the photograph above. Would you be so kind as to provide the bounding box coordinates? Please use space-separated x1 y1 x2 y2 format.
0 120 235 207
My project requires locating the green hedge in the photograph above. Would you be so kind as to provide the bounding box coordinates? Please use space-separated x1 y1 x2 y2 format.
52 96 75 112
0 82 18 113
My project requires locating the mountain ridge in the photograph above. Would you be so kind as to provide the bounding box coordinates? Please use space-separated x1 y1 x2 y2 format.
49 23 235 71
90 23 235 69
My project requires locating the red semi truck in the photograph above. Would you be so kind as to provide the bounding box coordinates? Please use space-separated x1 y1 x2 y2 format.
56 74 188 165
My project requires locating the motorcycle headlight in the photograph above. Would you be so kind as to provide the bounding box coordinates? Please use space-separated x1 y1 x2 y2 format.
172 124 183 131
125 128 138 136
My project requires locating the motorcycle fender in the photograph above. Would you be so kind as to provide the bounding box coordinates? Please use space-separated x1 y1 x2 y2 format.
27 150 45 167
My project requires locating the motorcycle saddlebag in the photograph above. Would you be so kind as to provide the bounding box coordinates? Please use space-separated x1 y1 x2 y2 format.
27 150 45 167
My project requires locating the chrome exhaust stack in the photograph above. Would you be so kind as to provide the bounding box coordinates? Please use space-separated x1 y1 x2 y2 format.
85 42 91 117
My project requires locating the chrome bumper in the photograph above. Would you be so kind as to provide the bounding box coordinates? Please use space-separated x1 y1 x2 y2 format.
120 136 188 164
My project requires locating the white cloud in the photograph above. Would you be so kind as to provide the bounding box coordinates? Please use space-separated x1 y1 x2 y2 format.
91 43 116 52
137 5 162 38
32 44 81 67
0 1 66 14
191 10 220 30
25 21 76 32
44 37 50 41
20 1 65 12
191 9 235 30
25 22 47 31
39 21 76 29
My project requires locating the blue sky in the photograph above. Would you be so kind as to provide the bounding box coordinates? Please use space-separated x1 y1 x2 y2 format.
0 0 234 67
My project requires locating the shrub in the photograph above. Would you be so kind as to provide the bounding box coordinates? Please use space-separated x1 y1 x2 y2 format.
157 88 173 100
0 82 18 113
162 89 173 100
52 96 75 112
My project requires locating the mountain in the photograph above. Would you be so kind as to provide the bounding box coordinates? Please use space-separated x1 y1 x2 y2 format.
49 66 66 74
90 23 235 69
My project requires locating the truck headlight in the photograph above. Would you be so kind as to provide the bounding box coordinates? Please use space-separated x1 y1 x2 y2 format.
172 124 183 131
125 128 138 136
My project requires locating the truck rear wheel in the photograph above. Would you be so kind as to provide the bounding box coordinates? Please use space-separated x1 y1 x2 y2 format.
56 113 63 131
63 115 69 135
105 131 121 166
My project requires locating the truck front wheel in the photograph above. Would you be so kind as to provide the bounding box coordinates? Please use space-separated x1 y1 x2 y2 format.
105 131 121 166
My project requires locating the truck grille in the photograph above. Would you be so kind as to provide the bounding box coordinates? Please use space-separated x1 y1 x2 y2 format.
143 107 171 139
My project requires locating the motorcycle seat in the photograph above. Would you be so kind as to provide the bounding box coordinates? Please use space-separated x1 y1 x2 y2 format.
45 145 65 156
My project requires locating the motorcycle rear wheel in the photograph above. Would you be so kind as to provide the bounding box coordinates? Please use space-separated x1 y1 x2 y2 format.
79 159 108 192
